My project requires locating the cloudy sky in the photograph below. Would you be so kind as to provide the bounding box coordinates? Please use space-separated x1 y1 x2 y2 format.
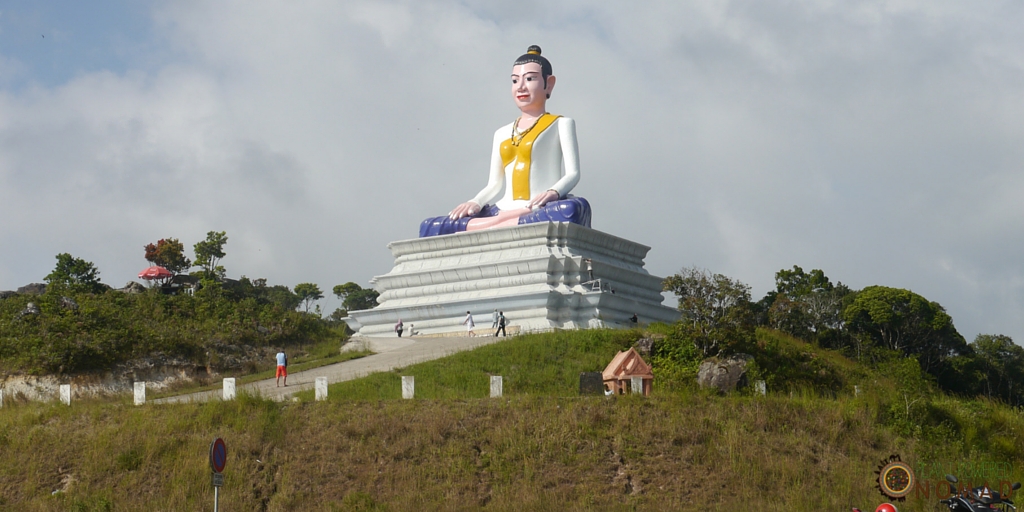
1 1 1022 343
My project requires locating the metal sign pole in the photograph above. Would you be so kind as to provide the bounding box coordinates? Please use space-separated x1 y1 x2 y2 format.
209 437 227 512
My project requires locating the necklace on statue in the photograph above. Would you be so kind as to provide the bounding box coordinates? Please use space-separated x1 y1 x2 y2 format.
511 114 546 146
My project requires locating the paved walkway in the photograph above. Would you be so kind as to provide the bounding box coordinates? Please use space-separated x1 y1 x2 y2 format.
153 334 509 403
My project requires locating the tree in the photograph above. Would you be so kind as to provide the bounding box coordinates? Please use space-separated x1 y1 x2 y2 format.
332 282 379 313
759 266 853 347
774 265 837 297
45 253 106 294
263 285 302 311
766 294 810 337
663 266 754 357
193 231 228 280
328 308 349 324
293 283 324 314
842 286 967 373
143 238 192 275
971 334 1024 405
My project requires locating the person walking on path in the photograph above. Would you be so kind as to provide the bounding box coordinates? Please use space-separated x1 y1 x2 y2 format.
464 311 476 336
275 350 288 387
491 309 499 329
395 318 404 338
496 311 507 337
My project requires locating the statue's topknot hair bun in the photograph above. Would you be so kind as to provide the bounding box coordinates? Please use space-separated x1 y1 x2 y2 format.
514 45 553 87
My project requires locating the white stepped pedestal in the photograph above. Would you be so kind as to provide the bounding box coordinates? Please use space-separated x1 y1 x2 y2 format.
344 222 679 337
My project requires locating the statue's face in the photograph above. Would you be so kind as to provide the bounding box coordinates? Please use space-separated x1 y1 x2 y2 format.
511 62 552 112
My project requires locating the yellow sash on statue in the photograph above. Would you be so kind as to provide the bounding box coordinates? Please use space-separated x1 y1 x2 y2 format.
500 113 561 200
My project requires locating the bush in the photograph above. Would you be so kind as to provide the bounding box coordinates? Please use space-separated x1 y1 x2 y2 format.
0 283 330 375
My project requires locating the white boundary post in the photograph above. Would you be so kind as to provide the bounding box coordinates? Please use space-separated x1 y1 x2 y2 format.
134 382 146 405
59 384 71 405
315 377 328 401
755 380 766 396
490 376 503 397
402 376 414 399
0 387 4 408
223 378 236 401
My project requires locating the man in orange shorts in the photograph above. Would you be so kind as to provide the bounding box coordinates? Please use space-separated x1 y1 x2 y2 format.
275 350 288 387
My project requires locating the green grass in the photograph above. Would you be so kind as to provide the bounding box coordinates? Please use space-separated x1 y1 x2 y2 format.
1 328 1023 510
297 329 639 401
300 328 866 402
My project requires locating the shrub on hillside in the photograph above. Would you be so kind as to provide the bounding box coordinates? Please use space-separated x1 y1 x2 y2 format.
747 329 847 395
0 282 328 375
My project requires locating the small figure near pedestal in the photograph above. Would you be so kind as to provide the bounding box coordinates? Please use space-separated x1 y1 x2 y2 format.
420 46 591 237
496 311 507 337
463 311 476 336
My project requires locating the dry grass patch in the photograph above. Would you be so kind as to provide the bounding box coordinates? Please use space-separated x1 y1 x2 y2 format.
0 393 974 510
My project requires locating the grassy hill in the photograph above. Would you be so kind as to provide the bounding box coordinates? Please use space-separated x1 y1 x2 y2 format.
1 329 1022 511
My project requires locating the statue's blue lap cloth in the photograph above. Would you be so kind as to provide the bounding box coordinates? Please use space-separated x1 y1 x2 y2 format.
419 197 591 238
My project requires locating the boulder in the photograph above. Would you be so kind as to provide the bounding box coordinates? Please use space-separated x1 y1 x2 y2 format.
634 337 654 356
697 353 754 393
59 296 79 310
17 283 47 295
120 281 147 294
17 302 41 320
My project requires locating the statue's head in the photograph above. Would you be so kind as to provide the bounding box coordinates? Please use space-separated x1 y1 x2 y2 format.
511 45 556 112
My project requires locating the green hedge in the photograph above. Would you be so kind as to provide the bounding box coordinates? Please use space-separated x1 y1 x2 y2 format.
0 285 328 375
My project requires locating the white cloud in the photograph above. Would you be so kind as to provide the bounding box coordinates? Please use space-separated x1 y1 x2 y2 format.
1 0 1023 341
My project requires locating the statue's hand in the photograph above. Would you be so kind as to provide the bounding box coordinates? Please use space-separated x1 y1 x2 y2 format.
527 190 559 210
449 201 482 220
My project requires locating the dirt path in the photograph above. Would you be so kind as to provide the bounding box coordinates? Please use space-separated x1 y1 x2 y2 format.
153 335 508 403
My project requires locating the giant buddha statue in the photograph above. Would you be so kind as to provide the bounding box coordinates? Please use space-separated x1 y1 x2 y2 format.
420 46 591 237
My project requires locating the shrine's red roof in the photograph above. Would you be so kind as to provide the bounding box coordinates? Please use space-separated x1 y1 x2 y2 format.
602 347 653 381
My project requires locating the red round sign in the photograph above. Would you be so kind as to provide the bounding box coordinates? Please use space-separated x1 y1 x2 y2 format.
209 438 227 473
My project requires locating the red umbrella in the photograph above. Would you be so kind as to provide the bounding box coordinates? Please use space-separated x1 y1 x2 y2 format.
138 266 173 280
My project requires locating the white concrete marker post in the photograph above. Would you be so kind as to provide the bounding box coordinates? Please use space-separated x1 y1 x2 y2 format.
755 380 766 396
626 376 643 395
402 376 414 399
854 385 860 397
223 378 236 401
490 376 503 398
134 382 146 406
0 387 4 408
315 377 328 401
59 384 71 405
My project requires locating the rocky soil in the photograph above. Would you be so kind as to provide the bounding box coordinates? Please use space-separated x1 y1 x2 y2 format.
0 343 276 402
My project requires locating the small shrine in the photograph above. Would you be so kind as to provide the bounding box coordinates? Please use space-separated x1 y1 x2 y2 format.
602 347 653 396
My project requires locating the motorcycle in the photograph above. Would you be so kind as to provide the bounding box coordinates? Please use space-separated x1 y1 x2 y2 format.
940 474 1021 511
852 504 898 512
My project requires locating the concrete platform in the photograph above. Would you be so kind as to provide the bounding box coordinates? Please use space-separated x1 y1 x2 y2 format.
344 222 679 337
